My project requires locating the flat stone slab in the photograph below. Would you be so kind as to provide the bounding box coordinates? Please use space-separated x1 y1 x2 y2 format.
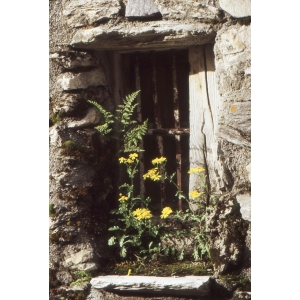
71 21 215 50
91 275 211 296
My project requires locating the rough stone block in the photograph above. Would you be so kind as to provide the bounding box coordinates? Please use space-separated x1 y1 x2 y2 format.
219 0 251 18
236 193 251 222
125 0 160 17
71 21 215 50
67 107 101 129
154 0 222 21
50 51 97 70
57 68 107 91
62 0 121 28
63 249 93 267
91 275 211 296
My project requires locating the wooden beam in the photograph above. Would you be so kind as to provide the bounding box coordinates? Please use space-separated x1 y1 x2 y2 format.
188 46 207 194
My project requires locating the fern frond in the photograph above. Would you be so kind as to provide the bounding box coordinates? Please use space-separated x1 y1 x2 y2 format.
88 100 114 136
124 120 148 152
117 90 140 126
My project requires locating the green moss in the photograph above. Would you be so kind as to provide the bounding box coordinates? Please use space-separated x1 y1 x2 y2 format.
63 140 84 151
103 260 213 277
218 274 251 292
50 113 62 125
61 140 86 158
49 203 56 217
70 271 92 287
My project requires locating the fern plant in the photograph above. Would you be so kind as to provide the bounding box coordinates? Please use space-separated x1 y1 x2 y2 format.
88 90 147 153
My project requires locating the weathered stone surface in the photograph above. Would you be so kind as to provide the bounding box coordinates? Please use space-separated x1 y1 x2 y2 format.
62 0 121 28
67 107 101 129
246 163 251 182
236 193 251 222
50 51 97 70
219 0 251 18
63 249 93 266
86 288 212 300
57 68 107 90
206 198 248 274
56 270 73 285
154 0 222 21
214 24 251 102
126 0 160 17
91 275 211 296
232 290 251 299
214 24 250 149
71 21 215 50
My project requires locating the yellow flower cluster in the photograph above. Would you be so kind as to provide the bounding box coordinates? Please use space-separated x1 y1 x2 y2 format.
132 208 153 220
189 190 203 199
143 168 161 181
152 157 167 165
119 153 139 164
161 207 173 219
188 166 205 174
119 194 128 202
129 153 138 160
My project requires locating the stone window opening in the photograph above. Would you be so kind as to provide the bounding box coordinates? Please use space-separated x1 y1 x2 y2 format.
113 44 218 213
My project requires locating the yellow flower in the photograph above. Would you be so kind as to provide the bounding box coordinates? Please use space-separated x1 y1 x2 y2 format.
152 157 167 165
126 158 133 164
129 153 138 160
132 208 153 220
189 190 203 199
119 157 127 163
143 168 161 181
119 195 129 202
188 166 205 174
161 207 173 219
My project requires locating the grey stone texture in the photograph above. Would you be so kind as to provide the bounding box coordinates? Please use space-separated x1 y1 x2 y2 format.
91 275 211 296
125 0 160 17
57 68 107 91
219 0 251 18
62 0 121 28
71 21 216 50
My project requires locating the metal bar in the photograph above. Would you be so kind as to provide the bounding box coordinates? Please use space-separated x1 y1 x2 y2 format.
135 52 145 202
172 50 180 129
175 135 182 211
146 128 190 135
173 50 182 211
151 51 166 208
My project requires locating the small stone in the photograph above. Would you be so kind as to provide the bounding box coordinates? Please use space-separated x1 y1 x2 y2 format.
125 0 160 17
67 107 101 129
57 68 107 91
219 0 251 18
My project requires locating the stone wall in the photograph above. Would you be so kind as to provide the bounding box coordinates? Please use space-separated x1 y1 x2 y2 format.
49 1 251 299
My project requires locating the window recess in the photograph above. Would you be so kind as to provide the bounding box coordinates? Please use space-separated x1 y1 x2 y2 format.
114 44 219 212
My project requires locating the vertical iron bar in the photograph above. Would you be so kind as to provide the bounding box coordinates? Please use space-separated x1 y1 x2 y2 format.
151 51 166 209
172 50 182 211
135 52 145 202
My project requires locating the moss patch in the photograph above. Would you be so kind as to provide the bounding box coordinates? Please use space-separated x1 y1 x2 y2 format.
101 260 214 277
